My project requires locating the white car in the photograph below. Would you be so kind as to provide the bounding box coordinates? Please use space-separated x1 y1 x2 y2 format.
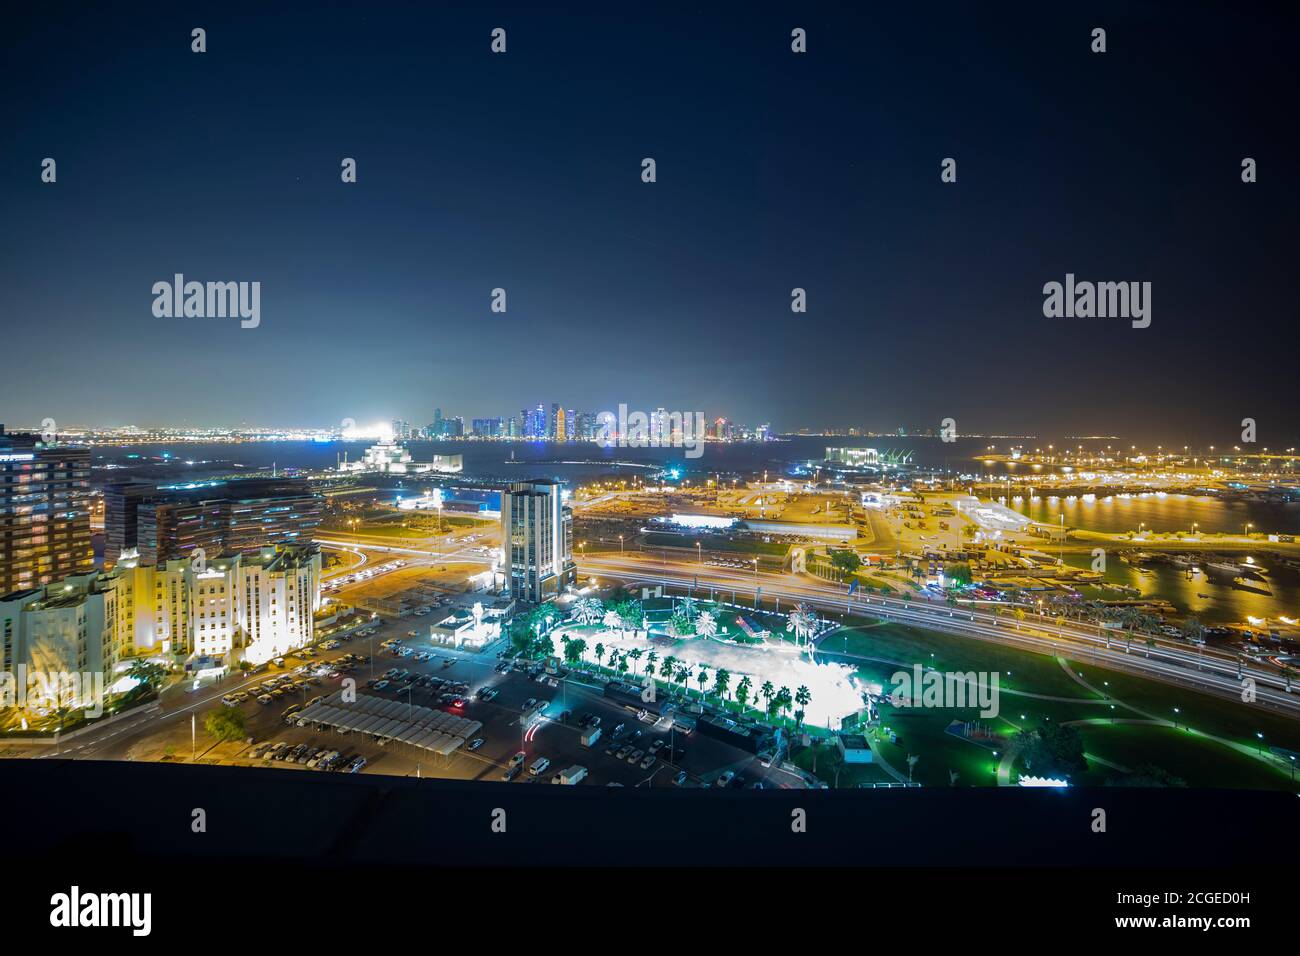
716 771 735 788
528 757 551 776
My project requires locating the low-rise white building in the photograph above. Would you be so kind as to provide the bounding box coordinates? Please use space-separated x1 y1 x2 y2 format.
338 441 462 475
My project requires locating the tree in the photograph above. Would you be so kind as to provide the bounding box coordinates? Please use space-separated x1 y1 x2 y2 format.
126 659 167 691
760 680 775 714
713 668 731 701
1016 722 1087 779
821 745 846 788
785 604 816 647
794 685 811 728
627 647 644 674
1180 617 1205 646
736 675 752 710
573 597 604 626
696 667 710 696
669 608 696 636
695 611 719 639
616 599 646 633
830 550 862 575
594 642 606 667
204 707 246 743
563 637 587 666
945 562 972 586
602 609 622 635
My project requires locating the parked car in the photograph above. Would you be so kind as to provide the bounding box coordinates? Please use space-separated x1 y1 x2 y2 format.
715 771 735 787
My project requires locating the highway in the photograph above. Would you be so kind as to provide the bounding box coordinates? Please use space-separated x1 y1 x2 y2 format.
576 553 1300 718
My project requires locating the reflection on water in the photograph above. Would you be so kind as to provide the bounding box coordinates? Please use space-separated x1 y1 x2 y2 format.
1010 491 1300 536
1060 553 1299 626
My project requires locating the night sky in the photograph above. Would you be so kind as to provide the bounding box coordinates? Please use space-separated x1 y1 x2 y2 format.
2 2 1297 444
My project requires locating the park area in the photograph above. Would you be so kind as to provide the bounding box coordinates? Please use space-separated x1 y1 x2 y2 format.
527 592 1300 790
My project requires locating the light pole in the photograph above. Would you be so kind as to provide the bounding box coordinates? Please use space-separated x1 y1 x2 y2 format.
618 534 624 554
696 541 702 565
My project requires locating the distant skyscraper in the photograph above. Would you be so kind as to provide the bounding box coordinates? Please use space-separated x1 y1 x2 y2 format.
0 427 93 595
500 480 574 604
103 481 157 565
554 406 567 442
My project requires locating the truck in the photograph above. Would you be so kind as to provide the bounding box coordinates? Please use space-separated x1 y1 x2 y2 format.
556 765 588 785
580 727 602 748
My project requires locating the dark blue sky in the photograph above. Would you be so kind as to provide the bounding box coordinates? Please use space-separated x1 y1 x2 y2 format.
3 2 1297 443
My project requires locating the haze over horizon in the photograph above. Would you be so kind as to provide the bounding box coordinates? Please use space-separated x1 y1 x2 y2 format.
3 2 1297 446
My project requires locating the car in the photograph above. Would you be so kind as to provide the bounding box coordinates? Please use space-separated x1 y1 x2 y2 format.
523 697 537 711
649 739 665 754
672 771 688 787
626 749 644 764
248 742 271 759
509 751 526 768
716 771 735 788
346 756 367 773
480 689 498 702
615 745 632 759
501 763 522 782
256 694 274 705
639 754 655 770
467 737 485 751
373 680 389 690
528 757 551 776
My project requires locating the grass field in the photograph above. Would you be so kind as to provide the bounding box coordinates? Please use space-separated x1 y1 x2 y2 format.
826 618 1300 789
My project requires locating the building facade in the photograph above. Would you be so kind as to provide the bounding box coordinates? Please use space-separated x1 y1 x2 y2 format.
108 477 324 567
500 480 575 604
0 545 322 682
0 428 94 595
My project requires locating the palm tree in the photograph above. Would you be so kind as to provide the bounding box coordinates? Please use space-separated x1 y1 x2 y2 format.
627 647 643 675
646 650 659 675
696 611 719 639
594 642 606 667
713 668 731 702
760 680 775 714
736 675 752 711
794 686 811 728
675 664 690 688
573 597 604 626
696 667 710 697
602 609 622 636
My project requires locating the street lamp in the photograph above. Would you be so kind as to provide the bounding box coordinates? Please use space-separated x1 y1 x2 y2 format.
618 534 624 554
695 541 702 565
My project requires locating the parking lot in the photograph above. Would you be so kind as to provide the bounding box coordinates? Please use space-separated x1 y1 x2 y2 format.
213 609 808 790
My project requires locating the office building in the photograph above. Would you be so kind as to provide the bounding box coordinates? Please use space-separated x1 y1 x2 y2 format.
107 477 323 567
500 480 575 604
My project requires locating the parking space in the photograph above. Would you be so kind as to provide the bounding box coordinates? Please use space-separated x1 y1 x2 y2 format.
203 607 804 789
